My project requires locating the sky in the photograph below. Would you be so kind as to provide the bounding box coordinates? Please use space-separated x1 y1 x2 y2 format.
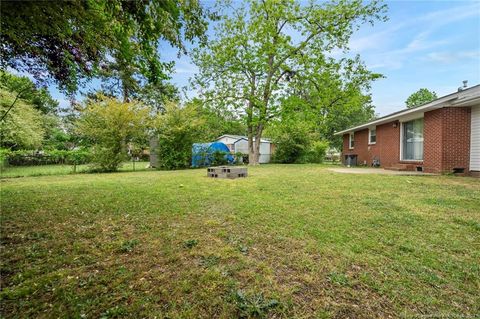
45 0 480 117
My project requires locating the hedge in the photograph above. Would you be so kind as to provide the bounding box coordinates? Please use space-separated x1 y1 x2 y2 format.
1 149 92 167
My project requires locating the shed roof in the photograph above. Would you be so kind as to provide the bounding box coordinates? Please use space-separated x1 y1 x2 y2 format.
216 134 272 143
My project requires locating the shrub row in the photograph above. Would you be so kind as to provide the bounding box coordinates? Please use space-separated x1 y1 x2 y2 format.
1 149 92 166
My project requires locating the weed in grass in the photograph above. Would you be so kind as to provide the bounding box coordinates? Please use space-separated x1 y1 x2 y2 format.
199 255 220 268
327 271 350 287
183 239 199 249
226 234 249 254
231 289 280 319
423 197 461 209
452 217 480 231
238 244 249 254
26 231 52 240
118 239 139 253
398 244 415 254
100 305 127 318
315 309 333 319
25 243 47 259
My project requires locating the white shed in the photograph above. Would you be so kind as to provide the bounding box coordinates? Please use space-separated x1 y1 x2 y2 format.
215 135 273 163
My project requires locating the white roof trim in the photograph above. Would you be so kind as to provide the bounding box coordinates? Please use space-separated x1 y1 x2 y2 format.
334 84 480 136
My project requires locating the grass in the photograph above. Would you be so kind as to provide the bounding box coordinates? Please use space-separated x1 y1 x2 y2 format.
1 164 479 318
0 161 151 178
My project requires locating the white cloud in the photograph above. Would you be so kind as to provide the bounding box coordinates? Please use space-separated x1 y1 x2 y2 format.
417 2 480 26
424 50 480 63
348 2 480 70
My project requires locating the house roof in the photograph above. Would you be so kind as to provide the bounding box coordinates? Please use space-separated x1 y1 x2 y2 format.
216 134 272 143
334 84 480 136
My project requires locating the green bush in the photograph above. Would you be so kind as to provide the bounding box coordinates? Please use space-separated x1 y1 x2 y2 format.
235 152 244 164
211 150 229 166
156 142 192 170
89 144 126 172
305 140 329 163
155 103 206 170
270 120 329 164
0 148 11 170
271 123 311 164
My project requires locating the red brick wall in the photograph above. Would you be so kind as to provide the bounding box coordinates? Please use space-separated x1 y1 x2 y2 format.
342 134 349 163
441 107 471 173
377 121 400 168
341 107 471 173
423 109 443 173
343 129 369 165
423 107 471 173
342 121 400 167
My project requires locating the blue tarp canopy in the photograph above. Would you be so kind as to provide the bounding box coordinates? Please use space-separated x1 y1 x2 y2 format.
192 142 234 167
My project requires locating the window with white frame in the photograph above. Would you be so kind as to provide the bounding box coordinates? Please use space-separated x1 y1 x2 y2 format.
369 128 376 144
349 133 354 149
402 118 424 161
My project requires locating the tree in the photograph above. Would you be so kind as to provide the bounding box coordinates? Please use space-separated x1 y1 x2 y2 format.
0 71 59 115
1 0 209 94
0 89 45 149
1 71 65 151
405 88 438 108
153 102 206 170
77 96 150 172
137 82 180 114
187 98 246 139
279 58 379 149
193 0 386 164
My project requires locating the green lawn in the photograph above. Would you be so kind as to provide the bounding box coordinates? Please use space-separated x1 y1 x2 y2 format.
0 161 151 178
1 165 479 318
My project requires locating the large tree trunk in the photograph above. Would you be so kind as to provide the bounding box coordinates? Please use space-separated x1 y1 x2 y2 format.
248 128 259 165
246 96 259 165
248 137 257 165
248 124 263 165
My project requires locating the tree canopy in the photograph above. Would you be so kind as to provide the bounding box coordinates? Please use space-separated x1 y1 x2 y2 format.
193 0 387 164
0 71 61 149
405 88 438 108
276 56 379 148
0 89 46 149
0 71 59 116
76 96 150 171
1 0 209 95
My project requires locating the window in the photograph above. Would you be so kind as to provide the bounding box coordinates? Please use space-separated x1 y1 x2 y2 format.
349 133 354 149
369 128 376 144
402 118 424 161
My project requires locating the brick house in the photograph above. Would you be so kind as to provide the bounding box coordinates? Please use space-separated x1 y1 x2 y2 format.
334 85 480 176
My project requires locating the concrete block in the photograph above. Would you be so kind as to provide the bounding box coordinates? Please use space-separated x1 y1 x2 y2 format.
207 166 248 179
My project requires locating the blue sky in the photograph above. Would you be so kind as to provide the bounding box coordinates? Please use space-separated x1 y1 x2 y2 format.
46 0 480 116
